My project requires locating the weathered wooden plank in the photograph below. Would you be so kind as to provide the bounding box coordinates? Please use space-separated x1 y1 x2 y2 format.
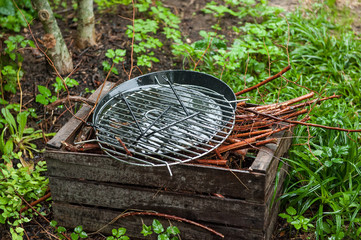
264 161 288 228
265 195 281 240
49 177 266 229
251 129 290 173
264 162 288 240
250 129 292 201
251 146 274 173
264 129 293 193
53 202 266 240
45 150 266 202
47 82 116 149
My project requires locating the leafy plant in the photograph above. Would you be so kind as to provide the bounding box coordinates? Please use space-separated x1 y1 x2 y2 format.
279 206 314 231
84 87 95 94
0 108 54 166
36 85 57 105
0 0 35 32
53 76 79 94
0 161 48 238
50 220 68 239
71 225 88 240
125 19 162 68
106 227 129 240
141 219 180 240
1 35 35 95
94 0 132 11
50 222 88 240
96 0 181 69
173 2 287 93
36 77 79 106
102 49 126 75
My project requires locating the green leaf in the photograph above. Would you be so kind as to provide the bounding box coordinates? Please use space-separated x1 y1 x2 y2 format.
112 228 117 236
50 220 58 227
312 150 323 156
0 214 5 224
331 158 343 164
1 65 16 75
74 226 83 233
50 96 57 103
0 98 8 105
35 94 49 105
2 108 17 133
71 232 79 240
9 52 16 61
286 206 297 216
79 231 87 238
15 227 24 233
58 226 66 233
105 49 115 59
325 160 333 167
17 112 27 137
115 49 126 56
0 197 9 204
111 67 119 75
279 213 292 222
65 78 79 88
291 221 302 230
117 228 126 236
141 224 152 236
166 226 180 235
37 85 51 97
158 233 169 240
102 61 111 71
53 77 65 92
152 219 164 234
4 140 14 155
4 82 17 94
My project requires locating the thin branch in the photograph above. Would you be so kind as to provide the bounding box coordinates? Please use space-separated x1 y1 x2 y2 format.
235 65 291 96
115 137 133 156
243 108 361 132
16 193 71 240
20 192 52 213
193 37 213 71
47 96 95 109
94 211 224 238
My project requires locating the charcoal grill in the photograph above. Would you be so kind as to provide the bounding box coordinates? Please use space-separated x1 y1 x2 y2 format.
92 70 236 175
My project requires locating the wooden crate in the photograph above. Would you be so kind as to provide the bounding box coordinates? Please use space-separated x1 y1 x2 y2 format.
45 82 292 240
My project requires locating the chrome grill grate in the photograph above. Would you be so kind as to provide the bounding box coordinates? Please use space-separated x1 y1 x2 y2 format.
93 75 236 174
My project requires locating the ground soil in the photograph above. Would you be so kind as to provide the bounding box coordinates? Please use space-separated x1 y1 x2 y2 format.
2 0 361 239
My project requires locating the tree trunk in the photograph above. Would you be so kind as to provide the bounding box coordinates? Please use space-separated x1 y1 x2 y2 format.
32 0 73 75
76 0 96 49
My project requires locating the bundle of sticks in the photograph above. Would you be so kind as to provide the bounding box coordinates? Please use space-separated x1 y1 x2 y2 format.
192 91 340 168
192 65 341 168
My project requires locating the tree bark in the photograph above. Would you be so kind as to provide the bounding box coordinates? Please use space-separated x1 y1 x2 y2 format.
76 0 96 49
32 0 73 75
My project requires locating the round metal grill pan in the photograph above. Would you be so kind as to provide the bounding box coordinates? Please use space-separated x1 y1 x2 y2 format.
92 70 236 169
